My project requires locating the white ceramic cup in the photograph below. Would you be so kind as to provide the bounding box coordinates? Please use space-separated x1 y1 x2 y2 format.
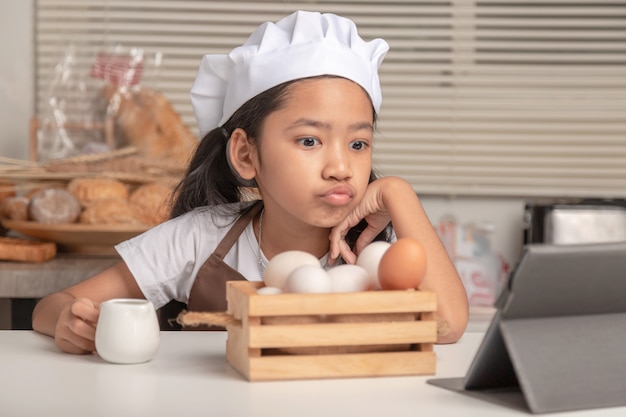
95 298 160 364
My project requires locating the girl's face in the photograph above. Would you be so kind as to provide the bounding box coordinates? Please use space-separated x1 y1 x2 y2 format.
254 77 374 228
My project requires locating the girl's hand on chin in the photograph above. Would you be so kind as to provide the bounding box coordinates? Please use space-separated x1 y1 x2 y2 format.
328 177 398 265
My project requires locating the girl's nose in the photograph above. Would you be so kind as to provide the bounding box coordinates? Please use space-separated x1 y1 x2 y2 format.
322 145 352 181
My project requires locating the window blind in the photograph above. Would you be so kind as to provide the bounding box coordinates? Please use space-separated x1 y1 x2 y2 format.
35 0 626 198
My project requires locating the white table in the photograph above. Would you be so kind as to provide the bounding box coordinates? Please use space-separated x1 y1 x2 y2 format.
0 330 623 417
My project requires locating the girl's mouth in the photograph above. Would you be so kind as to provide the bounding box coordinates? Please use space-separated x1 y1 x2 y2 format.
321 186 354 206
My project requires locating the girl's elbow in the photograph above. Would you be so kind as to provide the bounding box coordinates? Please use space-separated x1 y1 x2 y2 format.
435 309 469 344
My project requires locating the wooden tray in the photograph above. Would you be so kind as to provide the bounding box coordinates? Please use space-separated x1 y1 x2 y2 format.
224 281 437 381
1 218 147 254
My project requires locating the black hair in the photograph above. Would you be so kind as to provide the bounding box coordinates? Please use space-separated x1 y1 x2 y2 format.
170 81 289 217
170 76 392 247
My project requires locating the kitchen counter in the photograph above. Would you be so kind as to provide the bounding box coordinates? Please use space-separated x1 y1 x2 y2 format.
0 254 119 329
0 254 119 298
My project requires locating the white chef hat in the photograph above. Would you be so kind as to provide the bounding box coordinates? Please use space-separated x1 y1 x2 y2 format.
190 10 389 137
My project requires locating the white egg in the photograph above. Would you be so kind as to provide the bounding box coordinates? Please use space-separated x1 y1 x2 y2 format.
263 250 321 290
327 264 370 293
256 286 283 295
356 241 391 290
284 265 332 293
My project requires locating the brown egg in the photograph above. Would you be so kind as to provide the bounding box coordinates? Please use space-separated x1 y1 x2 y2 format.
378 238 427 290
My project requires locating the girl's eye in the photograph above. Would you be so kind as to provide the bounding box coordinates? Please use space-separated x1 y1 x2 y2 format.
298 137 319 147
350 140 369 151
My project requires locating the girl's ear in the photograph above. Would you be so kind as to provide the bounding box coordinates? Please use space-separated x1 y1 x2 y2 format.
228 128 257 181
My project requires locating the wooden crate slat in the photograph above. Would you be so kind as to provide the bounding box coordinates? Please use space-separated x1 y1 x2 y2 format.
226 280 258 320
248 320 437 348
225 323 252 378
226 281 436 318
246 351 436 381
250 290 436 316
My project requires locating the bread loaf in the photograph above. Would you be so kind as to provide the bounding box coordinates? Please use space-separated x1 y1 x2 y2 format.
79 198 140 225
28 188 82 224
67 177 129 208
102 85 198 166
128 182 173 226
0 236 56 263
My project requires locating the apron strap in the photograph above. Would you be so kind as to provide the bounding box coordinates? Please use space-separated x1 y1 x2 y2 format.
180 200 264 330
212 200 263 260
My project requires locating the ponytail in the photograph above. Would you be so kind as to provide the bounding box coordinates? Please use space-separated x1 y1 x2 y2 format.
170 128 243 218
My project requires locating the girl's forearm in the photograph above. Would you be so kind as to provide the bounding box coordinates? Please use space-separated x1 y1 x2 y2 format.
31 291 76 337
383 177 469 343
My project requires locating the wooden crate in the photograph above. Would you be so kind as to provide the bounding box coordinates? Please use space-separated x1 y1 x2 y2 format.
225 281 437 381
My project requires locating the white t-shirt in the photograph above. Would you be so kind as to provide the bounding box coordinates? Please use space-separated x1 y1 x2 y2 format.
115 202 263 309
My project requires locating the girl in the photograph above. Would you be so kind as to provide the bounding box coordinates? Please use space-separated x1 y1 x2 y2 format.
32 11 468 354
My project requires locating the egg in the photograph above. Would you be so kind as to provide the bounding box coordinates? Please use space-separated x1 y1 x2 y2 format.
284 265 332 293
327 264 371 293
356 241 391 290
263 250 321 290
256 286 283 295
378 238 427 290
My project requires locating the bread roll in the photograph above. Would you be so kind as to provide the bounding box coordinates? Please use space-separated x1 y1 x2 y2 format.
128 182 173 226
79 198 140 225
28 188 82 224
67 177 129 208
0 196 29 221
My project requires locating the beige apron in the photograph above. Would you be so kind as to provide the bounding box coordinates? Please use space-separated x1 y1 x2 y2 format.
159 201 263 330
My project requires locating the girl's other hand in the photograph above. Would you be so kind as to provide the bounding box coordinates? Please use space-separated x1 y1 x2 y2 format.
54 297 100 355
329 176 403 264
330 177 469 344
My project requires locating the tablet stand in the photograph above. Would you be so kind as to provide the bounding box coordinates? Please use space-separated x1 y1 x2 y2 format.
428 242 626 414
